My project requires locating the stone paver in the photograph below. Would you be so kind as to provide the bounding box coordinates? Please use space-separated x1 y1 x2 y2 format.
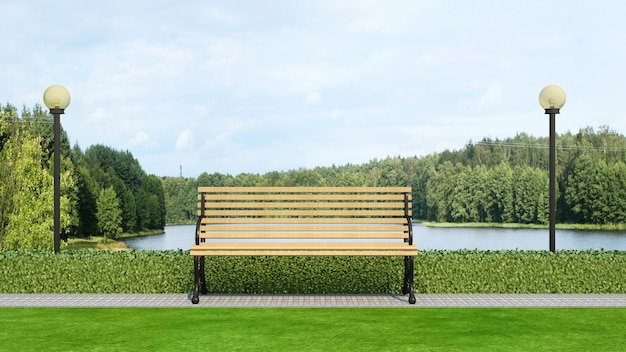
1 294 625 308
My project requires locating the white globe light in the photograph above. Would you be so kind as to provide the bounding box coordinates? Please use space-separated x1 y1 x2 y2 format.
43 85 71 110
539 85 566 110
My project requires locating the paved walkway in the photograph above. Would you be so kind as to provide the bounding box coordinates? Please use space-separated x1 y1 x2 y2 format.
2 294 626 308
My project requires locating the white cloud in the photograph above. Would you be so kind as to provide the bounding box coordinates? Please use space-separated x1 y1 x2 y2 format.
476 84 503 109
126 131 159 151
176 129 195 151
304 91 322 106
3 1 626 177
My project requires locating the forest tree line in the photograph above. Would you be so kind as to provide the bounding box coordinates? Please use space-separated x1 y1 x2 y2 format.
0 104 165 250
163 126 626 227
3 101 625 252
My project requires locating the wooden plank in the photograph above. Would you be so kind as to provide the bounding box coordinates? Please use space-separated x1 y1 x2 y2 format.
198 186 411 193
198 234 408 239
190 243 417 256
191 249 417 256
198 209 409 217
192 242 413 250
199 232 409 239
200 194 410 201
200 225 407 232
200 217 409 224
200 202 406 209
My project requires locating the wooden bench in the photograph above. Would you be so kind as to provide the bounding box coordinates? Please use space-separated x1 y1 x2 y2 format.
190 187 417 304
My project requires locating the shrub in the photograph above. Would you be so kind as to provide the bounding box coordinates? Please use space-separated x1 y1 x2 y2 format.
0 250 624 294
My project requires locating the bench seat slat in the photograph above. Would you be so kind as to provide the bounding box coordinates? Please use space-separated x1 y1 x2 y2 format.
199 233 408 239
199 210 410 217
200 225 407 232
191 242 417 256
200 201 406 209
201 217 409 224
198 186 411 193
201 194 410 201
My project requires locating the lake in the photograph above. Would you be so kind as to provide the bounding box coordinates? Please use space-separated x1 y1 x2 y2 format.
121 224 626 251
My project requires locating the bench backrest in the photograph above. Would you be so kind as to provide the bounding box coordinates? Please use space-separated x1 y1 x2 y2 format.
196 187 413 244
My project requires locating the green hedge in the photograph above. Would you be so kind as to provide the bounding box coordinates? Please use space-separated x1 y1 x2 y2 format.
416 250 626 293
0 250 624 294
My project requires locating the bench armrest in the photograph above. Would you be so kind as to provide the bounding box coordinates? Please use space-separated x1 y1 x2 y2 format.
195 216 202 246
406 216 413 245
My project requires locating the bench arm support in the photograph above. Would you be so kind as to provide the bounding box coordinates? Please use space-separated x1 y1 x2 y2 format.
407 216 414 245
403 192 413 245
195 216 201 246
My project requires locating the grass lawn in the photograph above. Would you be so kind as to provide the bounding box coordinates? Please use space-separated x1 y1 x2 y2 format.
66 237 129 250
1 308 624 351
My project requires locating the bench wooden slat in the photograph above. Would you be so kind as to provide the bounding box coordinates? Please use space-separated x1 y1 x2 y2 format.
199 224 409 239
194 242 415 250
200 225 407 232
201 194 411 201
199 201 406 209
191 242 417 256
199 233 408 239
198 186 411 193
200 217 409 224
198 209 410 217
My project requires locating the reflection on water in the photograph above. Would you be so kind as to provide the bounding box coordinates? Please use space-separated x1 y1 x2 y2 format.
121 224 626 251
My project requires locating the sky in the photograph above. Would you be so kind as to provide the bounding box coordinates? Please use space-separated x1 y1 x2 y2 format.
2 1 626 177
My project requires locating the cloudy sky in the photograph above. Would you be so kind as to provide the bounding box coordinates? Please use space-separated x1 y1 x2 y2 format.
2 1 626 177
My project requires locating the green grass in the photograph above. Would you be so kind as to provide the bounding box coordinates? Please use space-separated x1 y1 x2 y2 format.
66 237 130 250
1 308 624 351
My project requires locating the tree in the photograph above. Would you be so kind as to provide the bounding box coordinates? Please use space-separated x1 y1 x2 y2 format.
512 165 548 224
96 187 123 240
1 134 73 250
487 162 514 222
70 145 99 237
136 175 166 230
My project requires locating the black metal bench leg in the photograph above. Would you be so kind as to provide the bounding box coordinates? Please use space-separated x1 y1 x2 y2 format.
192 256 200 304
408 256 416 304
402 256 410 295
199 256 208 294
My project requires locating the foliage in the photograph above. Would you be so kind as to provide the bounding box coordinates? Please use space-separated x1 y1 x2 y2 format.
0 250 191 293
0 250 624 294
0 103 166 250
81 144 165 234
164 125 626 228
415 250 626 294
96 187 123 240
0 132 74 250
162 177 198 224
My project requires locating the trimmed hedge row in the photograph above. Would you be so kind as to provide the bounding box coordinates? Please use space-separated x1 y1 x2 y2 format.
0 250 624 294
417 250 626 293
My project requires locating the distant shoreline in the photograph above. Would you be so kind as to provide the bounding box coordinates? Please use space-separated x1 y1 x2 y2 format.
420 221 626 231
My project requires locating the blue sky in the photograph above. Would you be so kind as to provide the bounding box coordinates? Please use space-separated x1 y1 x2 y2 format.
2 1 626 177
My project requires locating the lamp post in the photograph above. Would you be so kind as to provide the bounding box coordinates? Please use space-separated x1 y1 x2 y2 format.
539 85 566 253
43 85 71 254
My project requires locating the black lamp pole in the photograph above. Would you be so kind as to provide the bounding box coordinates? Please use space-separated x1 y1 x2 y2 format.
51 108 64 254
44 85 70 254
539 85 565 253
546 107 559 253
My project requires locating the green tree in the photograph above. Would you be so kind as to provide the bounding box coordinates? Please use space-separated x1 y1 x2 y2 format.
96 187 123 240
488 162 514 222
1 134 73 250
512 165 548 224
426 161 456 222
136 175 166 230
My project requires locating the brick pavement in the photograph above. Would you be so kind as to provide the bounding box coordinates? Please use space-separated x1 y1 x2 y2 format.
2 294 625 308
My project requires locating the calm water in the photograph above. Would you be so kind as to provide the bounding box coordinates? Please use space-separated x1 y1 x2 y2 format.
121 224 626 251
